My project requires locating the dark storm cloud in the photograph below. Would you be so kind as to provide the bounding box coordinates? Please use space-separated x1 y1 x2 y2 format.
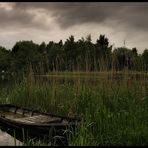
1 2 148 31
0 3 51 30
47 3 125 28
1 2 148 52
0 8 33 28
12 2 124 28
50 2 148 32
11 2 148 31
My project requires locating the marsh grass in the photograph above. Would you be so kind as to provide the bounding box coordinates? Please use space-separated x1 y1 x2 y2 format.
0 71 148 145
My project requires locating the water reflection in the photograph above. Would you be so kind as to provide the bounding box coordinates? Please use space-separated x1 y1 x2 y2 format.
0 73 147 89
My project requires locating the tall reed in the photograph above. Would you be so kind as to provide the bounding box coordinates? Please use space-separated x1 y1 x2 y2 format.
0 65 148 146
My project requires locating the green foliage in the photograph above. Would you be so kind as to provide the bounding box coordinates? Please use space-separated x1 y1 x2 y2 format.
11 41 40 74
142 49 148 71
0 34 147 74
1 72 148 145
0 46 11 72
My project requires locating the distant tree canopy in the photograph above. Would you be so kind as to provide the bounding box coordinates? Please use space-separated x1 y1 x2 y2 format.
142 49 148 71
0 34 147 75
0 46 11 72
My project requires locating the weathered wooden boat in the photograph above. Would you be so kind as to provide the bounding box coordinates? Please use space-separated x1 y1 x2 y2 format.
0 104 81 145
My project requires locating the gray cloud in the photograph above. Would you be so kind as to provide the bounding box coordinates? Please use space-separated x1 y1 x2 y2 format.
50 2 148 33
0 2 148 53
0 3 53 30
12 2 148 31
10 3 125 28
1 2 148 31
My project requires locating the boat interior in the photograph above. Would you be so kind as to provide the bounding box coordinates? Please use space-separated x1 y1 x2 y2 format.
0 105 68 124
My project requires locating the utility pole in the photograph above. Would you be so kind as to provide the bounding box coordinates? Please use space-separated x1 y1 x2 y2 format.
123 40 129 70
124 40 125 48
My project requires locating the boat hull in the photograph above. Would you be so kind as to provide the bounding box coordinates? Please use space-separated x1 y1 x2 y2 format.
0 104 79 145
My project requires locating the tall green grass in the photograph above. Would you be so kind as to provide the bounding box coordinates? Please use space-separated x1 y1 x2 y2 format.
0 71 148 145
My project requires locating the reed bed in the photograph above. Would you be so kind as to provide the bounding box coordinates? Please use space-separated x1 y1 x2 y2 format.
0 71 148 146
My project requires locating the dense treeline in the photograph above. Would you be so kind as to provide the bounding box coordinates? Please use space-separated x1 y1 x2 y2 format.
0 34 148 75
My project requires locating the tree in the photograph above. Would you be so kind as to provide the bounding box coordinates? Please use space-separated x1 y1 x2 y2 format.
46 40 64 71
95 35 112 71
84 34 95 71
0 46 11 72
76 37 85 71
64 35 77 71
112 47 134 71
11 40 40 74
132 47 138 56
0 34 146 73
38 42 46 54
142 49 148 71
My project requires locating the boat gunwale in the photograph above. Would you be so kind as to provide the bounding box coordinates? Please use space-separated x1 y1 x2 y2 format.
0 104 81 126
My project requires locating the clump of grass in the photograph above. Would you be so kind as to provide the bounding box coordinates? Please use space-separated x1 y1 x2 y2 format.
0 71 148 146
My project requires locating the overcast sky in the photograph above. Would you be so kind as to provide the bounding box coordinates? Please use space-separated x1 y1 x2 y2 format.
0 2 148 53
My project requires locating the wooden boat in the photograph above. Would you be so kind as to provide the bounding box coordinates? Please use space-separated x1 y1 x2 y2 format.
0 104 81 145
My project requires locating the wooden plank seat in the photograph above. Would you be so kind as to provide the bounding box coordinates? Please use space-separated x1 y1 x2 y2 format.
13 115 63 124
